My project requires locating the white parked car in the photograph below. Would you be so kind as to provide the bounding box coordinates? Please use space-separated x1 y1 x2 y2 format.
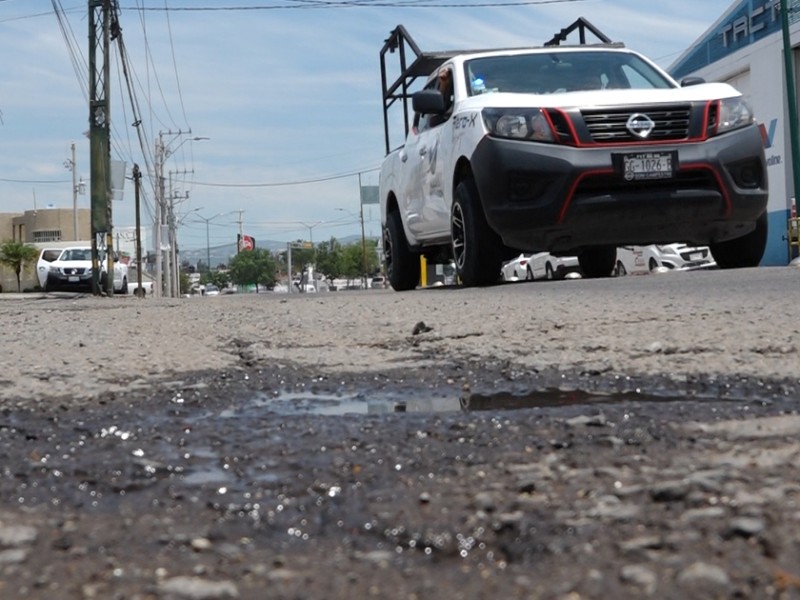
501 253 581 281
370 275 387 289
500 253 531 281
40 246 128 293
36 247 65 289
615 244 716 275
528 253 581 280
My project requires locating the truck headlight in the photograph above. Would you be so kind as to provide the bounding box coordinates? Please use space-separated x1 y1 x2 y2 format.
716 97 754 135
482 108 555 142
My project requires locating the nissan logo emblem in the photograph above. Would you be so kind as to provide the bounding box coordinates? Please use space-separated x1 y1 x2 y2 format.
627 113 655 138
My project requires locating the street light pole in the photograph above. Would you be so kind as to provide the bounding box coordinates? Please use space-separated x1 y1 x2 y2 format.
154 135 165 297
358 173 368 289
189 211 236 275
299 220 324 246
206 219 211 273
155 132 209 297
67 142 78 240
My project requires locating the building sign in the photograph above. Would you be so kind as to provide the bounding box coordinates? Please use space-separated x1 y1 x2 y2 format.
360 185 379 205
670 0 799 79
238 234 255 252
720 1 780 48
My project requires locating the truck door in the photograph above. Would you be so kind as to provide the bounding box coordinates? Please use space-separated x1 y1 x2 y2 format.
420 119 450 238
408 68 452 239
400 123 428 239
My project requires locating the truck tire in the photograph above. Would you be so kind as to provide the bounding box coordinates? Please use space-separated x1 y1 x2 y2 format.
578 246 616 278
384 210 420 291
451 176 503 287
710 211 767 269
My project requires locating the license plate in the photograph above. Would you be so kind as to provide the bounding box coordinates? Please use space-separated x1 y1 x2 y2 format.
689 252 703 261
68 276 79 282
617 151 677 181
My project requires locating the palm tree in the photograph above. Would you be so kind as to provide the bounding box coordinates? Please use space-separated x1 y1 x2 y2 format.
0 240 40 293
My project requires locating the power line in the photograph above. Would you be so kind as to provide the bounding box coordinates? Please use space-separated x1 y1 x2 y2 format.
191 165 381 188
0 177 70 184
118 0 586 9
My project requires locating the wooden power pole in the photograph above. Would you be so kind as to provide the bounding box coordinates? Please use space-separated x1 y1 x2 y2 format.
88 1 114 295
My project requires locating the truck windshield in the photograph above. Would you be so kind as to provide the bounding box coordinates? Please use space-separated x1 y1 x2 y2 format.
61 249 91 261
465 51 675 96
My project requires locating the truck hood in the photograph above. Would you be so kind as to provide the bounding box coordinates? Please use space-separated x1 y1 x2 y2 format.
460 82 740 110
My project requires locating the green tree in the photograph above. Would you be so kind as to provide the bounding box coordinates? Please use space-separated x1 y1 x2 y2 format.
340 239 380 285
314 237 344 285
179 271 192 295
0 240 39 292
228 248 277 292
202 270 230 290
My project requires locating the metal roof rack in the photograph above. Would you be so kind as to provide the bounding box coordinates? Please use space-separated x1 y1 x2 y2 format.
379 19 616 154
544 17 612 47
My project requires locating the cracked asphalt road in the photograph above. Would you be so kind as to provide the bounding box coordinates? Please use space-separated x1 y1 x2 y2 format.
1 266 799 599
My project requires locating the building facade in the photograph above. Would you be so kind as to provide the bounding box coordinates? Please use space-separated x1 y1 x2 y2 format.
670 0 800 265
0 208 91 245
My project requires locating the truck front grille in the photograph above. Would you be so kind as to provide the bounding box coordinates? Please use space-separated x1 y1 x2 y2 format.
581 105 692 143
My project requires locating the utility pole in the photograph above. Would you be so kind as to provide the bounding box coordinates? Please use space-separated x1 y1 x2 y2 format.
155 132 208 296
236 209 245 254
358 173 368 289
70 143 78 239
168 169 192 297
88 0 115 295
133 164 144 297
154 134 164 298
164 171 172 299
781 1 800 219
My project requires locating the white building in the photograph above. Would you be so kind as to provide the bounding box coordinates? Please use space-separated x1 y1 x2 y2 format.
670 0 800 265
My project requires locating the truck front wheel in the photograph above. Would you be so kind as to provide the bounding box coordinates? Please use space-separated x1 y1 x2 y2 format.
578 246 616 278
710 211 767 269
384 210 420 291
452 176 503 287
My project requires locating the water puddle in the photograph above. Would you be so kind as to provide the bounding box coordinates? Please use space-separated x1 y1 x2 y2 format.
231 388 657 417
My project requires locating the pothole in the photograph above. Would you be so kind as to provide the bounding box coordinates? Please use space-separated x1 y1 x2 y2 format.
219 388 676 417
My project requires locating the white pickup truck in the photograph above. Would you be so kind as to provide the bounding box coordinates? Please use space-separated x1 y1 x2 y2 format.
378 24 768 290
38 245 129 294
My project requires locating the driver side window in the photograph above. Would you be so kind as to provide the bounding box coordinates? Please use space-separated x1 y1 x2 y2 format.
415 78 440 134
415 68 453 133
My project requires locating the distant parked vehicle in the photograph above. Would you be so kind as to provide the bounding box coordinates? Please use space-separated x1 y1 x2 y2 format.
501 253 581 282
204 284 220 296
36 248 65 289
501 254 531 281
41 246 128 293
615 244 717 276
528 253 582 280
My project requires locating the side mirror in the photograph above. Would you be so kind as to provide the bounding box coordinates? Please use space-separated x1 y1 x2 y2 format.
681 76 706 87
412 89 446 115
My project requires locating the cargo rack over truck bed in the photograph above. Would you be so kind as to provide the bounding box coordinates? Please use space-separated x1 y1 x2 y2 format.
379 18 614 155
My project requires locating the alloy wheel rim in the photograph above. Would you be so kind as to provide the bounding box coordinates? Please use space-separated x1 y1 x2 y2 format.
383 227 393 277
452 203 466 269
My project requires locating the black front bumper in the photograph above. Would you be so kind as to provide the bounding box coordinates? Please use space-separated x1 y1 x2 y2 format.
471 124 768 253
46 272 93 291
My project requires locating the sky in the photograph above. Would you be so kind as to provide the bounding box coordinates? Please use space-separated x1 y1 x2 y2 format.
0 0 737 252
